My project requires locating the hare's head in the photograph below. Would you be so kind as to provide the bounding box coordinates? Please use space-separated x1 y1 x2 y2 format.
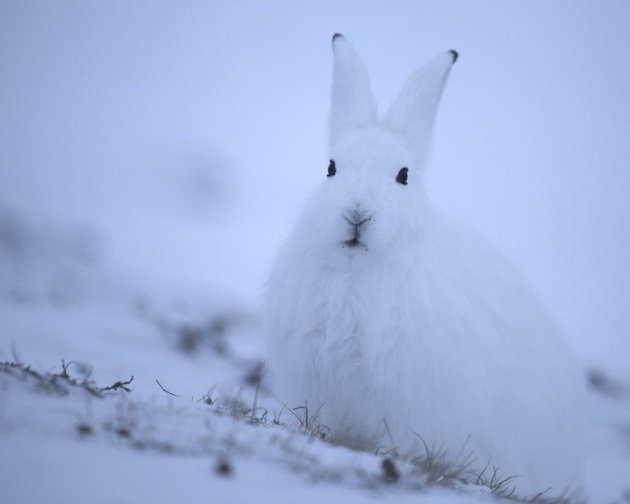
296 35 457 264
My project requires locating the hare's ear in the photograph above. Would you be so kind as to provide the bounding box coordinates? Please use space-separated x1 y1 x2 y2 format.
384 50 458 169
329 34 377 149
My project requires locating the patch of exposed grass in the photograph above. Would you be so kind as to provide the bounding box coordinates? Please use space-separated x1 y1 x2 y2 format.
0 358 133 398
470 461 519 499
284 400 333 441
374 419 585 504
133 301 244 357
1 355 586 504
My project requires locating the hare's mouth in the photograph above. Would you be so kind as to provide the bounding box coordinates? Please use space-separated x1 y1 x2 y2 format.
341 237 368 251
343 237 363 248
341 213 371 251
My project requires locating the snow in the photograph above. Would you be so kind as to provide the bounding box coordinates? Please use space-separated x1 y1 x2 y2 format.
0 300 492 504
1 1 630 502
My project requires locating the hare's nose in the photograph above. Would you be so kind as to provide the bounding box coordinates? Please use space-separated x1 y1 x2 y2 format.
343 207 372 227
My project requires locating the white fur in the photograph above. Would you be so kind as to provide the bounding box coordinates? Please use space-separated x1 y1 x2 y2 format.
266 35 583 497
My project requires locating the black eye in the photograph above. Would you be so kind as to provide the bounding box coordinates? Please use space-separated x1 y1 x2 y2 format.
396 167 408 185
327 159 336 177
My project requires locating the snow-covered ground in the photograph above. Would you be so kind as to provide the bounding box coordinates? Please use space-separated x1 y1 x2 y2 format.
0 239 507 504
1 2 630 503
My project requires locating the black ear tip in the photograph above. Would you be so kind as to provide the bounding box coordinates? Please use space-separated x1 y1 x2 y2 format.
332 33 345 43
449 49 459 63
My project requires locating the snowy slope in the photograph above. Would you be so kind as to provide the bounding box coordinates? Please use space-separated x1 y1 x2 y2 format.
0 257 496 504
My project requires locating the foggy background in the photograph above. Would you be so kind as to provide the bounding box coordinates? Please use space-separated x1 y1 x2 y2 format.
1 0 629 373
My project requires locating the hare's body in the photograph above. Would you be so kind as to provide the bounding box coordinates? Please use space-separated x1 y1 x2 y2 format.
266 36 583 497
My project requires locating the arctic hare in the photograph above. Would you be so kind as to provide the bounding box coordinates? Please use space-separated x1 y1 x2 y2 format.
266 34 583 497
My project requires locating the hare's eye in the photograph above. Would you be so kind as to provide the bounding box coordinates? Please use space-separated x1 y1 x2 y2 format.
327 159 336 177
396 167 408 185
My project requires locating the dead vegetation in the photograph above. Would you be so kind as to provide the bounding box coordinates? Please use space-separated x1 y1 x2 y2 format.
132 299 244 357
0 358 133 398
0 355 586 504
371 418 586 504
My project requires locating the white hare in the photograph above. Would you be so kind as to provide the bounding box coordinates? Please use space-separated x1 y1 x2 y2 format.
266 34 583 497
